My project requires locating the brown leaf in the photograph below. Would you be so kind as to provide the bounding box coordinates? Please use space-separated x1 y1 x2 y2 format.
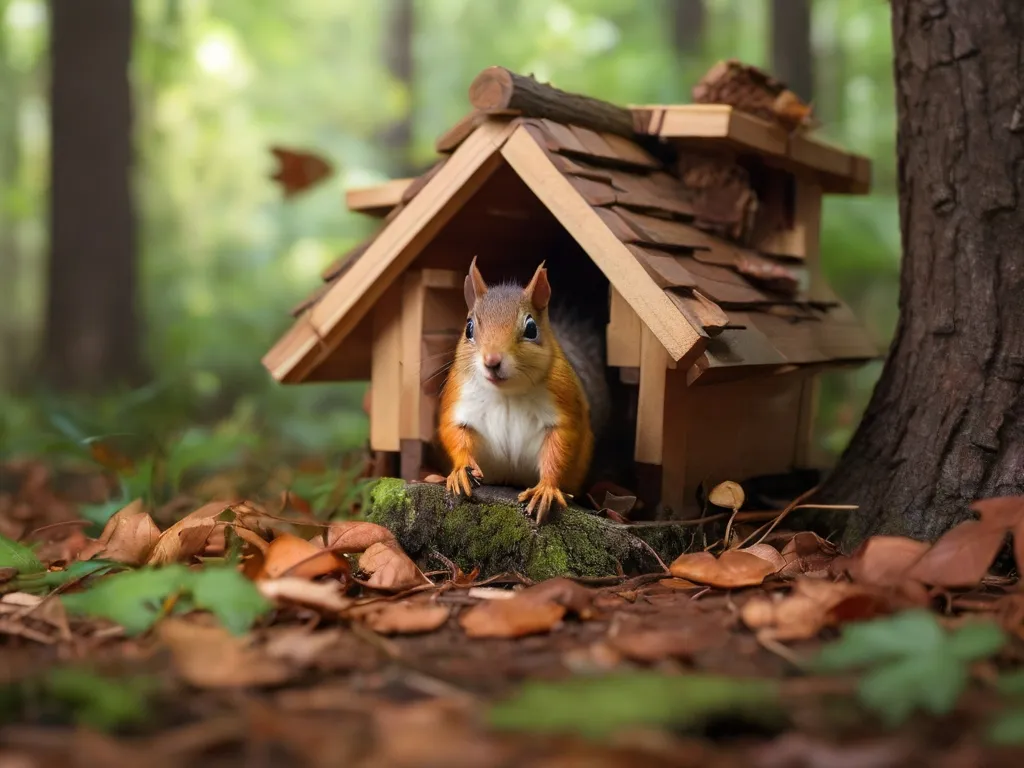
740 543 786 573
459 578 596 639
147 501 233 566
256 533 348 580
779 532 839 578
972 496 1024 528
326 521 396 553
771 89 816 131
157 618 291 688
359 542 429 592
460 599 566 639
841 535 930 586
269 146 333 197
741 579 899 641
607 627 718 662
262 627 342 665
258 577 352 613
905 520 1006 588
362 601 450 635
79 499 160 566
709 480 745 510
670 550 779 588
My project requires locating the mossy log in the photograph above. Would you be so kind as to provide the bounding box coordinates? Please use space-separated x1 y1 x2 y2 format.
366 478 700 581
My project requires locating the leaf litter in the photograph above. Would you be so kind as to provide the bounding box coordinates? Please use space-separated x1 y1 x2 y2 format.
5 463 1024 765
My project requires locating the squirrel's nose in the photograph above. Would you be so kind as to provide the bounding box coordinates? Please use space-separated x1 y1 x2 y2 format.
483 353 503 371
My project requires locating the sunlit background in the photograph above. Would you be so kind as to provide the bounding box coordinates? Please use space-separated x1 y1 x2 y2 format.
0 0 899 489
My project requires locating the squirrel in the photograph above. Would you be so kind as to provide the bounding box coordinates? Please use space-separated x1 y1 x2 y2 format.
438 258 610 524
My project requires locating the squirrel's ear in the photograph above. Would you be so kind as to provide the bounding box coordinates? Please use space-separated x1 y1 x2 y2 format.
464 256 488 309
524 261 551 310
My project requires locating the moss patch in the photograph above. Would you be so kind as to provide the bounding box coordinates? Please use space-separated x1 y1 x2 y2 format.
366 480 694 579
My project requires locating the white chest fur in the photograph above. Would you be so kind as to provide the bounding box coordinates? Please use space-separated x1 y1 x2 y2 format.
452 376 557 486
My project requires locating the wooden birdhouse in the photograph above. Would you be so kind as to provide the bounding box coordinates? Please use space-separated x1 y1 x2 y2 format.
263 63 878 517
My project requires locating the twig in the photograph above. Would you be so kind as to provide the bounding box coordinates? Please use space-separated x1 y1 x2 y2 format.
624 532 670 574
733 486 823 549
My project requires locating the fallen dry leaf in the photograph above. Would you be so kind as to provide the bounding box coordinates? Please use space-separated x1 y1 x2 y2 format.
359 541 429 592
361 600 450 635
258 577 353 613
670 549 780 588
841 535 930 587
157 618 292 688
709 480 745 510
326 521 396 553
257 533 348 580
904 520 1007 588
741 543 787 573
460 598 566 639
741 578 902 641
0 591 71 641
459 578 596 639
971 496 1024 528
778 532 839 579
607 627 718 662
147 501 234 566
262 627 342 665
79 499 160 565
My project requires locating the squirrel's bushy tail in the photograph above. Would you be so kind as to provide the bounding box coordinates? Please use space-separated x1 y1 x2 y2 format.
549 308 611 442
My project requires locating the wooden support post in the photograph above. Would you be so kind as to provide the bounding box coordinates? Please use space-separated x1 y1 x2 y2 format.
370 282 403 452
399 271 427 479
607 287 641 368
635 325 669 465
659 368 690 517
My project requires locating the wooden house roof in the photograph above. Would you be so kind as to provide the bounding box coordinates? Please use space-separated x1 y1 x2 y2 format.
264 107 878 385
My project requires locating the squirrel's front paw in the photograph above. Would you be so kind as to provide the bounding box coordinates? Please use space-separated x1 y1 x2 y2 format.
518 483 567 525
446 462 483 498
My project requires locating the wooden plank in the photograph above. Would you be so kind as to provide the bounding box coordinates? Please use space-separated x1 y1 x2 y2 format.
565 175 618 206
400 271 426 439
537 119 589 154
612 207 708 250
660 368 690 516
607 286 642 367
436 110 487 153
567 125 619 161
591 206 642 242
499 126 707 364
345 178 415 216
628 246 698 289
599 131 661 169
302 314 374 382
634 325 669 464
370 282 402 452
667 289 730 336
322 238 374 282
420 268 462 289
263 119 516 383
400 439 424 482
656 105 788 156
788 133 854 181
682 372 805 503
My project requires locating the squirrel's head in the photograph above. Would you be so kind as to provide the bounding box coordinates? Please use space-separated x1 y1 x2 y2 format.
458 257 555 393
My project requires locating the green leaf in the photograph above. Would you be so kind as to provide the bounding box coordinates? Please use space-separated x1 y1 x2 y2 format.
997 671 1024 697
815 611 1007 726
988 708 1024 745
489 673 780 739
946 621 1008 662
858 652 966 725
0 534 43 574
61 566 192 636
190 566 270 635
815 609 944 671
44 667 157 731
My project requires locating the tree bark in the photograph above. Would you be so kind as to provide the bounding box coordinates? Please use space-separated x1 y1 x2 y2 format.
43 0 142 391
0 0 22 388
668 0 705 59
468 67 637 139
769 0 813 103
379 0 415 177
823 0 1024 549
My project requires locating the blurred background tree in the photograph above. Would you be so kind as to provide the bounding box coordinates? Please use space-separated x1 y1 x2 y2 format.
0 0 899 477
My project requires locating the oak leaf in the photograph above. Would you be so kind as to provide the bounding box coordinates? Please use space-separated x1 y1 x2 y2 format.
157 618 291 688
258 577 352 613
326 521 396 553
359 542 429 592
256 533 348 580
80 499 160 566
146 501 233 565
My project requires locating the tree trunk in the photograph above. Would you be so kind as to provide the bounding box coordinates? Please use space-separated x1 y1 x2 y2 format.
824 0 1024 549
43 0 142 391
0 0 22 388
379 0 415 177
769 0 813 102
668 0 705 59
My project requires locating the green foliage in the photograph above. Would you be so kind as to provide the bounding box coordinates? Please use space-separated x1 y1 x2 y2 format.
0 666 158 731
987 671 1024 745
489 673 780 738
0 533 42 574
815 610 1007 725
61 564 270 636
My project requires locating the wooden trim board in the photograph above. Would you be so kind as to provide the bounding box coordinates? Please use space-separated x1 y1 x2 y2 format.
345 178 415 216
263 119 517 383
634 325 669 464
400 271 426 440
607 287 641 368
500 126 707 365
370 282 403 452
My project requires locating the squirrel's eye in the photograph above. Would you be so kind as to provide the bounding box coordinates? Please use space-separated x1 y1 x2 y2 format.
523 316 539 341
465 318 474 341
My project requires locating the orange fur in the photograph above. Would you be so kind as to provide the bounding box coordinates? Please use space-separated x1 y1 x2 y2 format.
438 261 594 523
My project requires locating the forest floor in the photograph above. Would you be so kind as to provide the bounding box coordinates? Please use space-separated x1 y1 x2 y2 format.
3 457 1024 767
